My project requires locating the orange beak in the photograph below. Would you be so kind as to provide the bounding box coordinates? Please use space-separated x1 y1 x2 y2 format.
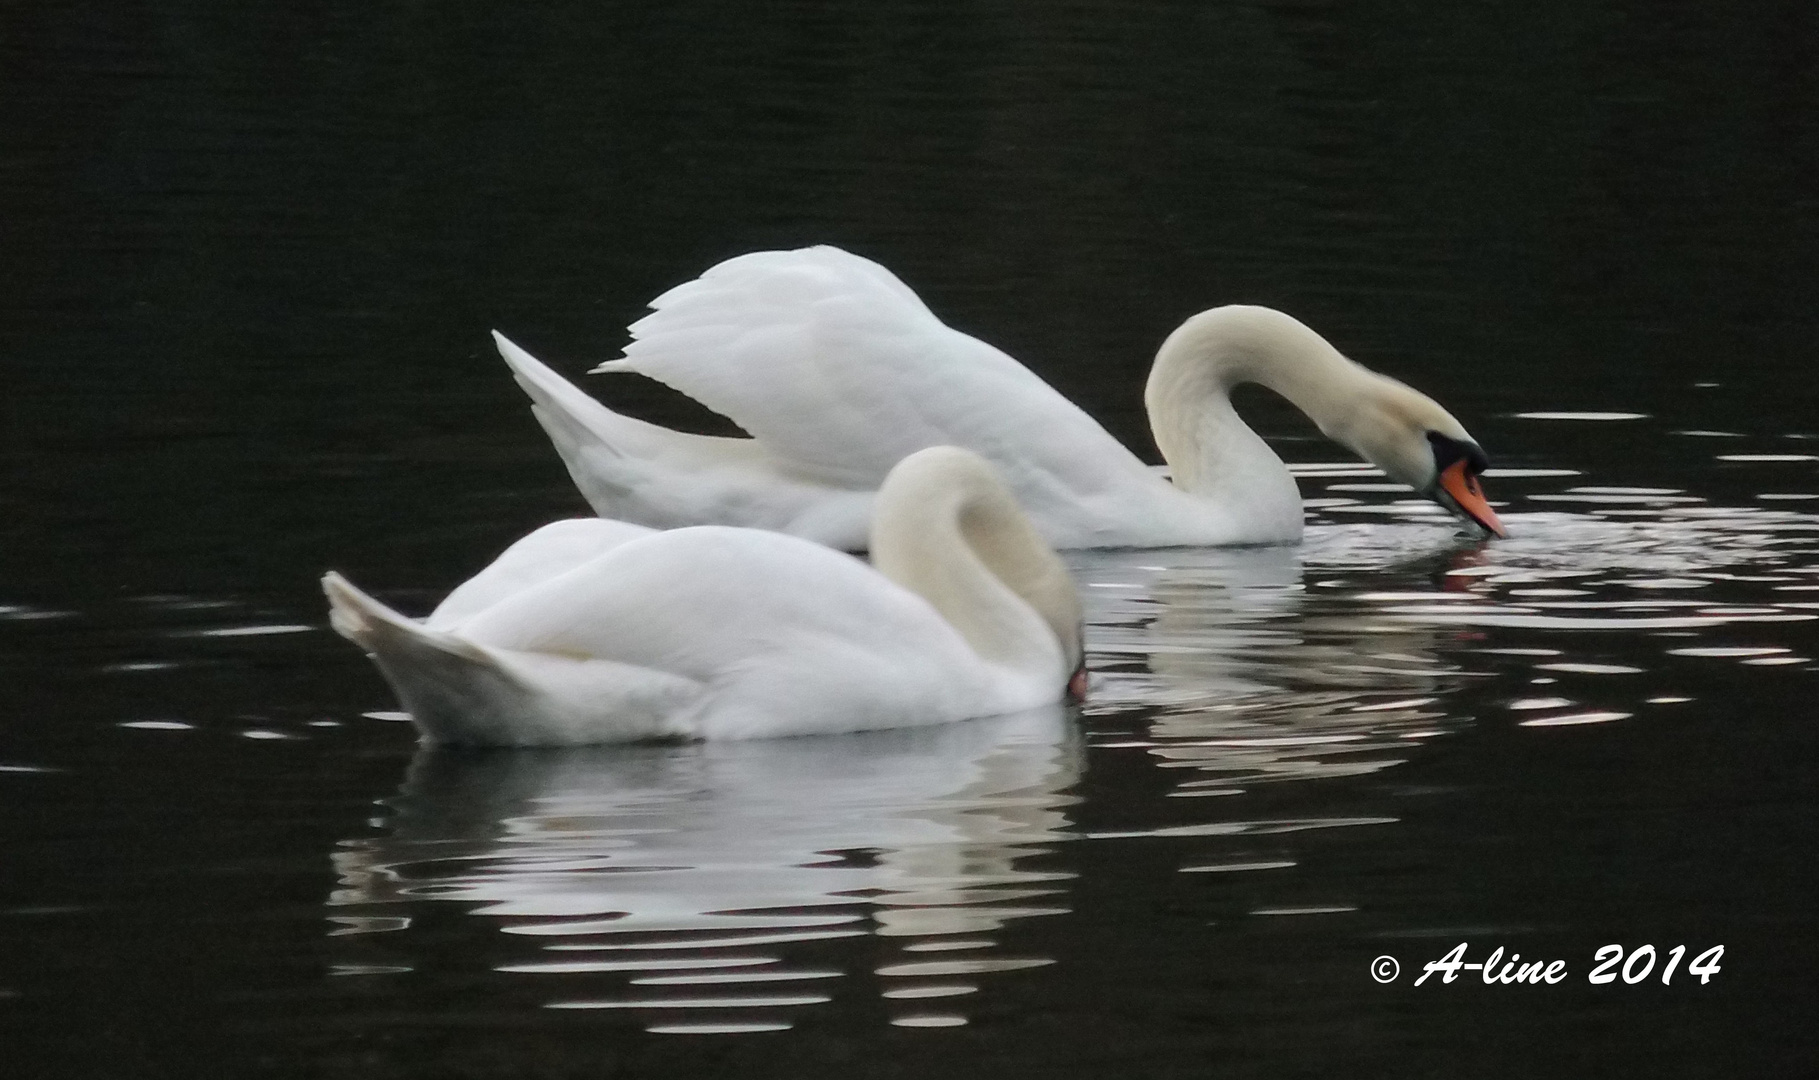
1437 460 1506 538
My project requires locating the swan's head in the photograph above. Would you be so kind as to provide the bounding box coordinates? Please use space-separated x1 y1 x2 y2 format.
1337 381 1505 538
1148 306 1504 539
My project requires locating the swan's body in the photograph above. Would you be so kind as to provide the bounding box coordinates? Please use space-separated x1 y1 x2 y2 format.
323 447 1084 746
500 246 1502 550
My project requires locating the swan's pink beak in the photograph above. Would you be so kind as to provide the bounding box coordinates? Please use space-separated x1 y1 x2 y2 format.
1438 460 1505 538
1067 665 1089 703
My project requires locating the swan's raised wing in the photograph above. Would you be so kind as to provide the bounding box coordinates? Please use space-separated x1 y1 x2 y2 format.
593 247 1143 492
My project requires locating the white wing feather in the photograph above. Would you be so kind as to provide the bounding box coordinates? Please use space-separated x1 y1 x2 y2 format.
427 518 656 630
597 247 1151 500
447 526 1000 738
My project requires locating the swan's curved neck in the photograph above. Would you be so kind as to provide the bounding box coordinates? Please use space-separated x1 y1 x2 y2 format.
870 450 1081 685
1145 306 1373 499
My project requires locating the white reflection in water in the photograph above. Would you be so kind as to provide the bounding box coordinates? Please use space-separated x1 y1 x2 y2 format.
329 707 1078 1031
1278 483 1819 731
1067 534 1463 925
1072 484 1819 793
1378 508 1819 637
1072 532 1473 792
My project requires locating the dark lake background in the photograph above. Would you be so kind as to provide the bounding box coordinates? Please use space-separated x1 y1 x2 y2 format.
3 3 1816 1077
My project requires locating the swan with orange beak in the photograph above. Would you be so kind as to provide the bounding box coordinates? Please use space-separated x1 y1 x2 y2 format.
497 249 1505 549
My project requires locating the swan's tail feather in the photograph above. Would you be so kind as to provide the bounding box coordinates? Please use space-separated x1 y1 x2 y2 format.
494 330 744 523
494 331 637 463
493 330 814 534
327 571 465 656
323 571 535 745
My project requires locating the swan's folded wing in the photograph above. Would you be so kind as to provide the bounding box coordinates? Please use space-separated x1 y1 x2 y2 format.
596 247 1124 489
427 518 658 630
451 525 974 684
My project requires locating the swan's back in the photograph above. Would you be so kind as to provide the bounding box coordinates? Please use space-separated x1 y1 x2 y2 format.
428 518 655 630
602 248 1159 514
452 526 998 737
456 528 924 663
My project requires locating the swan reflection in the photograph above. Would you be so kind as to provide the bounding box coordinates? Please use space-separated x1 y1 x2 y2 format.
329 706 1079 1031
1070 529 1474 793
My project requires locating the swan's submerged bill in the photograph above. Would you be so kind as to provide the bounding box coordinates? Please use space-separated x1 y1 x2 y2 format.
1425 432 1504 538
323 446 1086 746
497 245 1505 549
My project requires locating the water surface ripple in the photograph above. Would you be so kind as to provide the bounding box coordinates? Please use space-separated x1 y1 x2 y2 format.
300 465 1819 1035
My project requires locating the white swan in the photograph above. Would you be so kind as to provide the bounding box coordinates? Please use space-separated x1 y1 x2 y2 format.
497 246 1504 550
322 446 1085 745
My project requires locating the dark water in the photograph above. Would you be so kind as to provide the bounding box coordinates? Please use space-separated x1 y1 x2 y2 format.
4 3 1817 1076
